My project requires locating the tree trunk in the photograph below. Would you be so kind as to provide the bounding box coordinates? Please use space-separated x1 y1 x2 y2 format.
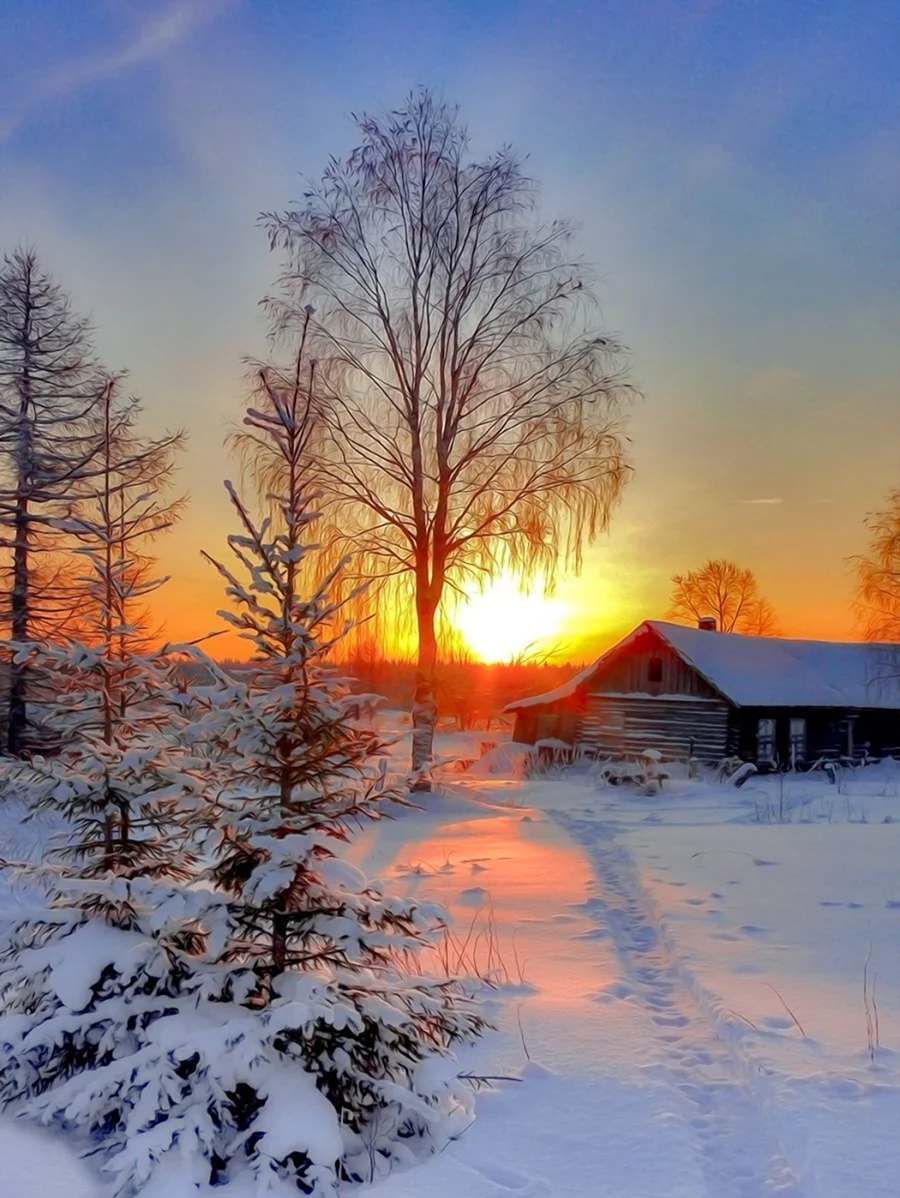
7 486 30 756
272 764 293 974
272 911 289 976
410 595 438 792
6 283 35 758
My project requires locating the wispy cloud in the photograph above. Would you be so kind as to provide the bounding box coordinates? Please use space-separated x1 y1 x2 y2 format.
735 497 784 506
0 0 236 140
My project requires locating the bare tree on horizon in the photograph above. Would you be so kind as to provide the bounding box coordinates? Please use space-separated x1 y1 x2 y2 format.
256 90 633 786
853 489 900 642
668 558 780 635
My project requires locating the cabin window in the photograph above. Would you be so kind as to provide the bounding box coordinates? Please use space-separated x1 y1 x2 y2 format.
789 718 806 766
756 718 776 764
647 656 664 685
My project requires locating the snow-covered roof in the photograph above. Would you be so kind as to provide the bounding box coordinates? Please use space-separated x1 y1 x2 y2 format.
504 621 900 712
503 661 598 711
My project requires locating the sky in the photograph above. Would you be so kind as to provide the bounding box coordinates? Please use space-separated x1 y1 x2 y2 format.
0 0 897 660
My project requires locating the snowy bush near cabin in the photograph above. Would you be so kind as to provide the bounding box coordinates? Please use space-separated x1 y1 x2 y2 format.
466 742 536 779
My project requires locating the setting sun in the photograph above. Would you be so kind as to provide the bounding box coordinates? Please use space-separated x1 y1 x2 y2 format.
455 575 568 663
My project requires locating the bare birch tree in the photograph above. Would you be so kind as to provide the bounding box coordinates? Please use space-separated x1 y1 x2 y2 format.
0 247 105 753
853 490 900 641
668 559 780 635
259 90 633 784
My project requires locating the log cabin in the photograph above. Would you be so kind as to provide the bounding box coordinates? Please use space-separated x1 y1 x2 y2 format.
504 620 900 767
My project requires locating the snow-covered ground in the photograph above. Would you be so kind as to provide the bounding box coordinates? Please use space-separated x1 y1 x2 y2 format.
4 725 900 1196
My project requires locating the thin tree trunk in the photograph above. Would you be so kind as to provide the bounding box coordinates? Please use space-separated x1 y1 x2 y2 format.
101 387 117 863
7 440 32 756
272 912 289 975
410 590 438 791
7 287 35 758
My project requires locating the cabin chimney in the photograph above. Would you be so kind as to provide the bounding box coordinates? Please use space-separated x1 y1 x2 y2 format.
697 616 717 632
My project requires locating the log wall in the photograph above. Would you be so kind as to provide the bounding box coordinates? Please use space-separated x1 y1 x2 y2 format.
577 694 729 762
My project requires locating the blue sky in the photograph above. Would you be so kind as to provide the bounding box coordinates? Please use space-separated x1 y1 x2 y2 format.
0 0 897 648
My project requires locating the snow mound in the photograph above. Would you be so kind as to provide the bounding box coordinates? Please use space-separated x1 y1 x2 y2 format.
466 743 536 780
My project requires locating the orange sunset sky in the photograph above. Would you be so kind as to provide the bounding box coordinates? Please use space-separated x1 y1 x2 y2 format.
1 1 897 664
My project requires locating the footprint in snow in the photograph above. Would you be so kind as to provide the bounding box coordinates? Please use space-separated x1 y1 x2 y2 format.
645 995 676 1010
738 924 770 937
459 886 489 904
630 926 659 950
653 1012 690 1028
593 981 634 1003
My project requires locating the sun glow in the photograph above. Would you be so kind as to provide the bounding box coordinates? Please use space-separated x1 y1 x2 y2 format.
455 574 568 663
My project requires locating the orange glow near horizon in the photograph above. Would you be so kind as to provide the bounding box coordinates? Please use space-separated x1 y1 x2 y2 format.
454 574 570 663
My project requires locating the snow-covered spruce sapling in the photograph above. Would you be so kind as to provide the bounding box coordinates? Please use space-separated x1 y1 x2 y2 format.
0 382 208 1189
0 355 483 1197
176 364 485 1189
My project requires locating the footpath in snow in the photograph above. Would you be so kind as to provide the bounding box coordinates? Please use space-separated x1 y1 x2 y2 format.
352 784 709 1198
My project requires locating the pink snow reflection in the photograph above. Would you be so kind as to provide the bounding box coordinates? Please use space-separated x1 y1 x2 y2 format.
380 809 608 1006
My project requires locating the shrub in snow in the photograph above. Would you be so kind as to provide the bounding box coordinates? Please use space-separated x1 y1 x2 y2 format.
0 362 484 1196
467 742 536 779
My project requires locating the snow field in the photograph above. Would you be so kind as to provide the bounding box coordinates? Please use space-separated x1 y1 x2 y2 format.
366 746 900 1197
4 723 900 1196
